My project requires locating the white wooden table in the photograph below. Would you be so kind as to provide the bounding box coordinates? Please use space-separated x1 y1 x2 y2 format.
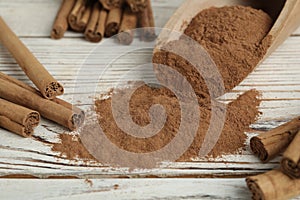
0 0 300 199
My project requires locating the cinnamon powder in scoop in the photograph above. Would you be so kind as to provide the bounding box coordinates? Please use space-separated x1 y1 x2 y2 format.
153 5 273 95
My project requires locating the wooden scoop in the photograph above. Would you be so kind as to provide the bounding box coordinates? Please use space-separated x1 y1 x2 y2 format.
155 0 300 60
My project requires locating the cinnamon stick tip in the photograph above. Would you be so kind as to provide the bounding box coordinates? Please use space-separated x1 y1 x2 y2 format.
69 110 85 131
51 27 65 39
85 30 103 43
44 82 64 99
250 136 269 162
26 111 40 127
105 23 119 37
281 158 300 179
118 31 134 45
245 177 265 200
24 128 34 137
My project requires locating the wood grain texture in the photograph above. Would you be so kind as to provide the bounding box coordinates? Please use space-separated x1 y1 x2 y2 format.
0 179 258 200
0 179 299 200
0 0 300 199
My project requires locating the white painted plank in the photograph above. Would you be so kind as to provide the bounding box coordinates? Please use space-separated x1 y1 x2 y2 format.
0 178 299 200
0 179 252 200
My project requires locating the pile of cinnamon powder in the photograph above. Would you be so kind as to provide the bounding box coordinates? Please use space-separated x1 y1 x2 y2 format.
52 5 272 162
95 85 261 160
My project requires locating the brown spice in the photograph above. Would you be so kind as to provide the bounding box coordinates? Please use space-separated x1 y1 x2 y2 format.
126 0 147 12
51 0 76 39
153 6 273 95
114 184 119 189
118 6 138 45
0 17 64 99
0 74 84 131
138 0 156 41
105 7 123 37
68 0 92 32
0 98 40 137
185 6 272 92
51 85 261 162
281 130 300 179
51 5 268 162
99 0 124 10
94 84 261 160
246 169 300 200
52 134 95 161
84 178 93 187
85 2 108 43
250 116 300 162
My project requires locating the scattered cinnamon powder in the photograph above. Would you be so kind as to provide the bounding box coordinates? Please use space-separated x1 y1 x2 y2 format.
114 184 119 190
84 178 93 187
51 133 95 161
94 84 261 160
51 85 261 161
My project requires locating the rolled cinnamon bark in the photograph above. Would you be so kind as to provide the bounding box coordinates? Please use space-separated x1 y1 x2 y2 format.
0 78 84 131
0 98 40 137
99 0 124 10
118 7 138 45
0 17 64 100
281 130 300 179
250 116 300 162
126 0 147 12
246 169 300 200
51 0 76 39
138 0 156 41
105 7 123 37
85 2 108 42
0 72 84 118
68 0 92 32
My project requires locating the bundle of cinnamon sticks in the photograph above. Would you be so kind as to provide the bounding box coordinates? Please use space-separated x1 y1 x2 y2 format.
246 116 300 200
51 0 156 44
0 17 84 137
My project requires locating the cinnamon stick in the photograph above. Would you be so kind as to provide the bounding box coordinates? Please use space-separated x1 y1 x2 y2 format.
250 116 300 162
99 0 124 10
0 17 64 100
0 98 40 137
51 0 76 39
246 169 300 200
68 0 92 32
281 130 300 179
118 6 138 45
138 0 156 41
0 72 84 117
0 76 84 131
105 7 123 37
126 0 147 12
85 2 108 42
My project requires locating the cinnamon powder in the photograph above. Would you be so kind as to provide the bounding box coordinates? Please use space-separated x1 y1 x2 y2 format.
185 6 272 92
153 6 273 95
52 134 95 161
52 85 261 161
95 85 261 160
51 5 271 162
